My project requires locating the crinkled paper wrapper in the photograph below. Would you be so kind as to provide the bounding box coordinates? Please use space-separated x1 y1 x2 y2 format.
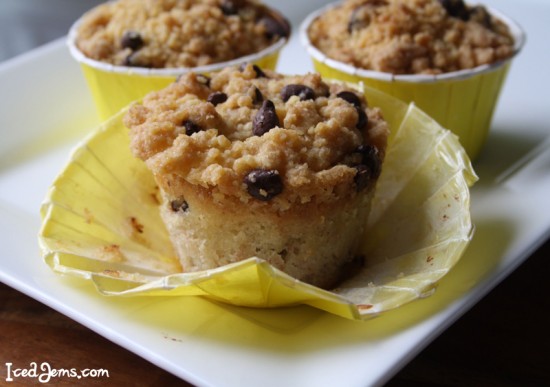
39 86 477 320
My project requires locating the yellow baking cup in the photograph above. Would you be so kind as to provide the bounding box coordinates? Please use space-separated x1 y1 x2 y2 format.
38 85 477 321
300 4 525 160
68 9 289 122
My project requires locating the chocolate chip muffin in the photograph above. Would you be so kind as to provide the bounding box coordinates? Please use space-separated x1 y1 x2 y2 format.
307 0 515 74
75 0 289 68
124 65 389 289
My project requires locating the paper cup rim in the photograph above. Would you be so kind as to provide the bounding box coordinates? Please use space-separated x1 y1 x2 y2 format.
68 5 290 76
299 2 526 83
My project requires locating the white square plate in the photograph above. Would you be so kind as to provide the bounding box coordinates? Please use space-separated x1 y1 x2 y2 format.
1 1 549 386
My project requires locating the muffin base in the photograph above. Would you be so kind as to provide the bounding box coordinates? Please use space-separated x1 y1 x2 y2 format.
159 182 372 290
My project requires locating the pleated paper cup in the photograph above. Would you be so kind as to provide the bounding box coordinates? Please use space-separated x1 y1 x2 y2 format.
67 7 290 122
300 3 525 160
39 84 477 321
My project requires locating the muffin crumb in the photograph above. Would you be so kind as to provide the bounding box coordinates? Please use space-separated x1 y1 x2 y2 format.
308 0 515 74
76 0 289 68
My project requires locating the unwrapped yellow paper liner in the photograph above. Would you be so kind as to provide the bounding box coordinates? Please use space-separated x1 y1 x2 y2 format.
39 85 477 320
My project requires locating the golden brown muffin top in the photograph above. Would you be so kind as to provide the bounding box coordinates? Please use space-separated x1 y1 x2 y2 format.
308 0 515 75
124 65 389 211
75 0 289 68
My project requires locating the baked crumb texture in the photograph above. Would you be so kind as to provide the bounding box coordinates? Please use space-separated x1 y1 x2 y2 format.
76 0 289 68
124 65 389 289
308 0 515 75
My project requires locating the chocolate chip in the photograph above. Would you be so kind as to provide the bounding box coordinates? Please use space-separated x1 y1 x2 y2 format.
356 108 368 130
259 16 289 39
469 6 492 28
253 87 264 105
354 164 373 191
183 119 202 135
348 5 372 33
280 84 316 102
439 0 470 21
244 169 283 201
207 91 228 106
352 145 381 191
336 91 362 108
355 145 381 178
170 198 189 212
239 63 266 78
252 64 266 78
121 31 144 51
337 91 368 129
348 1 388 33
220 0 239 15
253 100 279 136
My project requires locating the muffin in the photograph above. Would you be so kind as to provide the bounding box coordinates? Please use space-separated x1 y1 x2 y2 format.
75 0 290 69
68 0 290 120
301 0 525 159
123 64 389 289
307 0 515 75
